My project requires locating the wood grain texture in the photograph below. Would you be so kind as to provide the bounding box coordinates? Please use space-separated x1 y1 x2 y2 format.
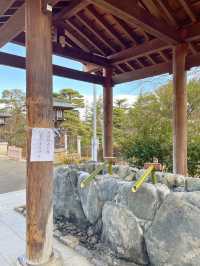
0 0 15 16
173 44 188 176
103 68 113 158
0 52 105 85
26 0 54 263
92 0 181 44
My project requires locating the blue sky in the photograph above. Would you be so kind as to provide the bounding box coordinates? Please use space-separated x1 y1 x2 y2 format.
0 43 171 97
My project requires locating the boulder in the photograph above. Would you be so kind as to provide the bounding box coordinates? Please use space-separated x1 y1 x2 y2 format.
113 165 138 179
75 161 100 174
78 173 121 224
186 177 200 192
155 183 170 204
53 167 87 226
135 169 146 180
145 192 200 266
102 202 149 265
154 171 165 183
115 182 160 221
163 173 185 189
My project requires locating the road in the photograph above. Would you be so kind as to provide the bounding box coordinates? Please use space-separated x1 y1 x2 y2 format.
0 158 26 194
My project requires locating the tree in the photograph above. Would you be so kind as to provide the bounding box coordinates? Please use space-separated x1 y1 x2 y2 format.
115 98 128 109
121 79 200 176
54 88 92 156
53 88 84 107
0 89 26 149
2 89 25 109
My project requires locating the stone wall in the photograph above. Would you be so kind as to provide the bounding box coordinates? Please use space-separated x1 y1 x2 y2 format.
54 163 200 266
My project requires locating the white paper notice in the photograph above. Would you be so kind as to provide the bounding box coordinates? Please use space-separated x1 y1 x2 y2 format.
30 128 54 162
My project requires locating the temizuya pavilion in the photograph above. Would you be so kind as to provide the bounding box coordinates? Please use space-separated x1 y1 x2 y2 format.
0 0 200 265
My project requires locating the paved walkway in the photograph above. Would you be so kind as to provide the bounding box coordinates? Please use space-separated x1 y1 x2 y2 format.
0 158 26 194
0 190 92 266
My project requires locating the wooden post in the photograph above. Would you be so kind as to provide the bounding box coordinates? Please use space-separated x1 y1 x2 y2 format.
173 43 188 176
103 68 113 159
77 136 82 158
18 0 62 265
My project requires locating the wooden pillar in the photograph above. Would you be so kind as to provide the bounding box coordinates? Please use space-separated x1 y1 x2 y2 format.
18 1 62 265
173 43 188 176
103 68 113 159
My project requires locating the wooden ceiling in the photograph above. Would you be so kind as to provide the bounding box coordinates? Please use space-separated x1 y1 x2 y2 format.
0 0 200 84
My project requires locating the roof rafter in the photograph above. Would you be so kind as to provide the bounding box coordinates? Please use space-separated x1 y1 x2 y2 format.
109 39 170 63
67 17 106 55
156 0 177 26
112 16 138 45
57 21 90 52
77 11 116 53
178 0 196 22
0 52 106 85
54 0 89 21
0 0 15 16
184 22 200 42
87 4 126 49
113 52 200 84
0 4 25 48
92 0 181 44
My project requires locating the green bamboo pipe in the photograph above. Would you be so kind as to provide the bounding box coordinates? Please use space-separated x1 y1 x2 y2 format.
80 162 107 188
132 165 154 192
108 161 113 175
151 170 157 184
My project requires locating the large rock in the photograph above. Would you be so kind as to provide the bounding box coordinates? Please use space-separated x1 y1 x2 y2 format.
53 167 87 226
78 173 121 224
186 177 200 192
102 202 149 265
155 183 170 204
145 192 200 266
115 182 160 221
163 173 185 189
112 165 138 180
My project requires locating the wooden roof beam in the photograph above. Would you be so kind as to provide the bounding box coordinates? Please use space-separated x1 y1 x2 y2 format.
13 34 110 67
57 21 90 52
0 4 25 48
42 0 62 13
83 63 101 73
0 0 15 16
185 22 200 42
67 18 106 55
44 0 64 6
114 61 171 84
77 12 116 53
108 39 170 63
0 52 106 85
112 16 138 45
92 0 181 44
87 5 126 49
113 52 200 84
178 0 196 23
54 0 89 21
155 0 177 26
